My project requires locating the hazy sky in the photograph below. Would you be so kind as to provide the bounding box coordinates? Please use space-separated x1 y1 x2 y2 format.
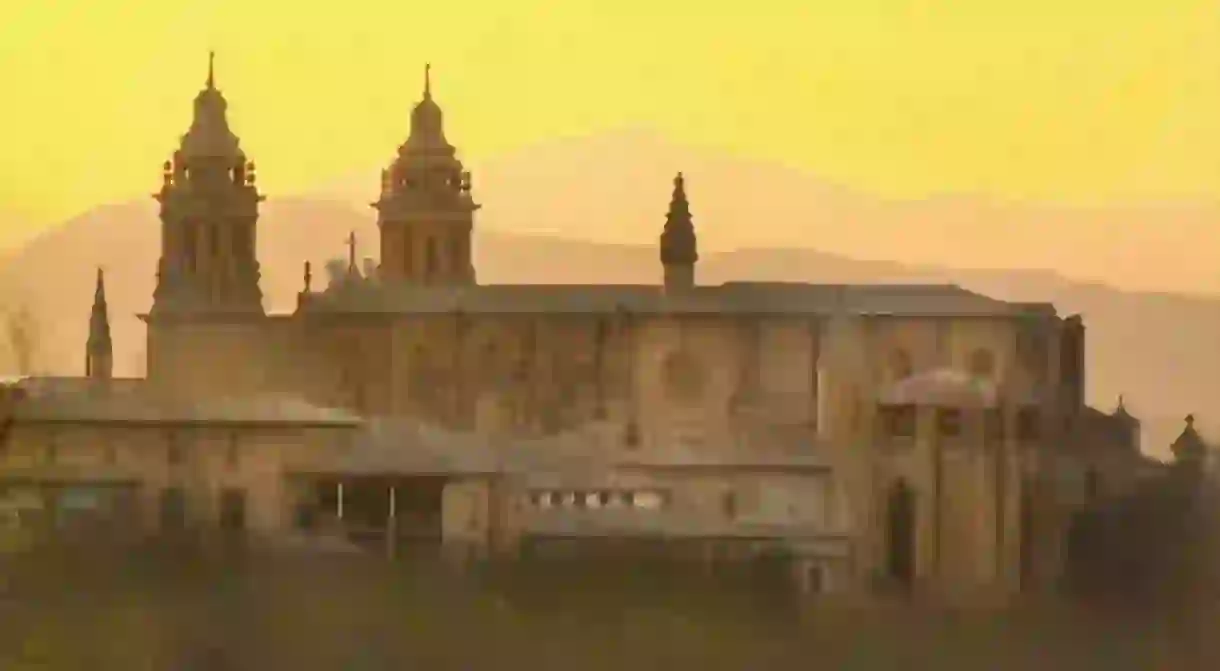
1 0 1218 247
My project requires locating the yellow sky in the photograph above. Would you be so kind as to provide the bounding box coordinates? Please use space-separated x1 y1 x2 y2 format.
1 0 1218 246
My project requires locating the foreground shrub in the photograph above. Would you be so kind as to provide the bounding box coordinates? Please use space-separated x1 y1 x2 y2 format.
0 538 1215 669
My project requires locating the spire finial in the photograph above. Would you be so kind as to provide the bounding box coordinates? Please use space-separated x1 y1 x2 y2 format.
94 265 107 303
1186 414 1196 427
424 63 432 99
207 51 216 89
347 231 357 272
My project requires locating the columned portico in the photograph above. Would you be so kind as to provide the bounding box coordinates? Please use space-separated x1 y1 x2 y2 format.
288 472 448 557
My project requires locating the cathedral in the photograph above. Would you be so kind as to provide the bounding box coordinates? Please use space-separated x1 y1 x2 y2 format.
0 55 1155 602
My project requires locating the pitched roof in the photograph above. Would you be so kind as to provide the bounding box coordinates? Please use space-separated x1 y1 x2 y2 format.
290 417 836 478
289 417 603 476
300 280 1055 319
4 378 360 428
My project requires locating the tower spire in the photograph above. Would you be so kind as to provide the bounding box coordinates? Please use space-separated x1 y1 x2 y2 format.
86 267 113 381
151 56 263 318
424 63 431 99
659 171 698 291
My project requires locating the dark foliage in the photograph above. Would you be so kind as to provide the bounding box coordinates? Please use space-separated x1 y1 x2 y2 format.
1064 466 1212 609
0 537 1212 670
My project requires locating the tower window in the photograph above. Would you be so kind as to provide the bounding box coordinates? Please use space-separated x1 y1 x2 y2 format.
183 222 198 273
451 238 464 275
425 238 439 280
232 226 246 260
209 224 221 258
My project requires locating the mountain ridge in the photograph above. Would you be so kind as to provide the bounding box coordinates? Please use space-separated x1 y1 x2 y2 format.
312 127 1220 297
0 195 1213 459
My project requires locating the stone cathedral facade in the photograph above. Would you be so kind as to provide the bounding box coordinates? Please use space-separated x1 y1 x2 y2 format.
0 56 1153 603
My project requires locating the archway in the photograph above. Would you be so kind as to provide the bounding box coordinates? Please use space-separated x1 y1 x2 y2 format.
886 479 916 589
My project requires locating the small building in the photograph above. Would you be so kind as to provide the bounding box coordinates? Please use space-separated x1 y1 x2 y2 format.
0 378 359 544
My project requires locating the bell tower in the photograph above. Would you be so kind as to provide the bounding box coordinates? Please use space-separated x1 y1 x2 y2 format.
151 52 264 315
373 65 480 286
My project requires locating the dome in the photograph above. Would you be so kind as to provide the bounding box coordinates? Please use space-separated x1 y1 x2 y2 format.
405 64 451 150
193 51 228 116
180 52 241 159
878 368 1001 408
194 85 226 113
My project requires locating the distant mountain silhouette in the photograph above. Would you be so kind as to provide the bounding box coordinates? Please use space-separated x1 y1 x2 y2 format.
317 128 1220 297
0 195 1212 458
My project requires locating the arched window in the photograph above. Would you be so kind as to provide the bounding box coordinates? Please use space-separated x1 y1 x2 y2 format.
425 238 439 280
451 237 464 274
209 223 221 259
886 479 916 589
231 224 247 259
183 221 198 273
